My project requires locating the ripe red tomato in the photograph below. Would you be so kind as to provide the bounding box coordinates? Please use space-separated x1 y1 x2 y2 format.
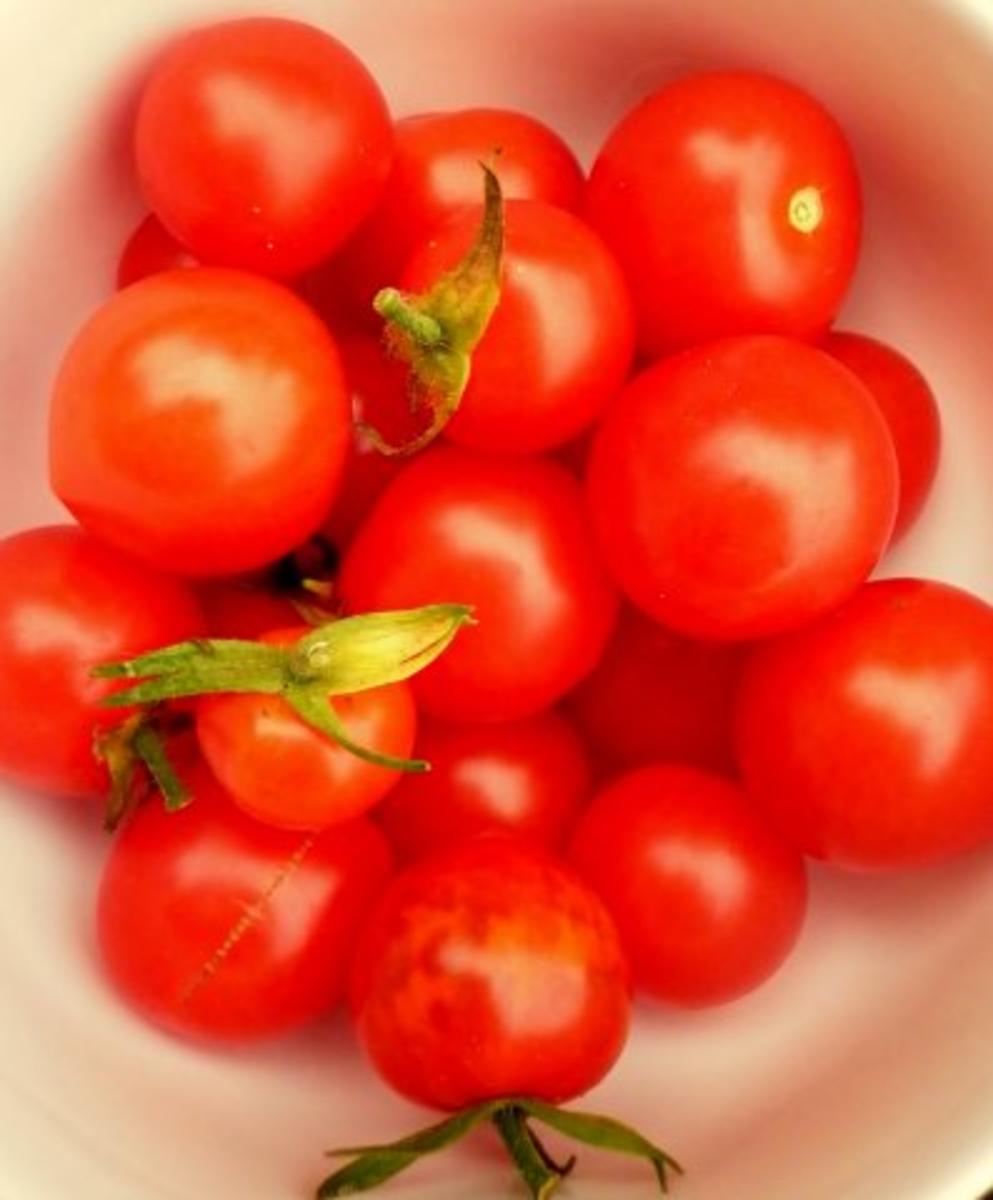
135 17 393 277
340 447 618 722
376 711 591 862
97 762 393 1041
823 331 941 542
566 606 744 775
196 627 416 832
50 269 349 577
117 214 198 288
196 581 304 639
398 200 635 453
569 765 807 1006
735 578 993 869
0 526 203 799
350 837 629 1109
586 336 898 640
586 71 861 357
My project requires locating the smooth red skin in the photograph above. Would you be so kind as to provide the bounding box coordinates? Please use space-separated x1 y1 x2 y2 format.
586 71 861 358
328 106 585 322
569 765 807 1006
586 336 898 641
50 268 349 577
97 764 394 1041
0 526 204 798
377 711 591 863
735 578 993 869
567 606 744 775
340 447 619 722
349 837 629 1109
117 214 198 288
196 581 302 639
401 200 635 453
196 627 416 832
823 331 941 542
135 18 393 278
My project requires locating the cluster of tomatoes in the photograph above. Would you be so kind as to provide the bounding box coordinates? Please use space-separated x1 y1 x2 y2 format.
0 12 983 1198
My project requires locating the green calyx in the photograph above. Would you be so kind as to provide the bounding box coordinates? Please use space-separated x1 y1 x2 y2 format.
317 1096 682 1199
94 711 191 831
94 604 474 776
362 164 505 457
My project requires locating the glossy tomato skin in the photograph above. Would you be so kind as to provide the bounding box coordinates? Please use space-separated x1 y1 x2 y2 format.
50 269 349 577
586 336 898 640
135 18 393 277
735 578 993 869
377 710 591 862
197 627 416 832
350 837 630 1109
401 201 635 453
117 214 198 287
195 581 303 639
823 331 941 542
566 606 744 775
340 447 618 722
586 71 861 357
97 764 394 1041
0 526 204 798
570 765 807 1006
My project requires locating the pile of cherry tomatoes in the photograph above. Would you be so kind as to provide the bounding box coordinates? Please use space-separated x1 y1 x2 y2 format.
1 13 980 1198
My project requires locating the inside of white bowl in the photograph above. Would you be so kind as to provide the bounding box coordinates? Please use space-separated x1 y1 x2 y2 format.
2 1 993 1198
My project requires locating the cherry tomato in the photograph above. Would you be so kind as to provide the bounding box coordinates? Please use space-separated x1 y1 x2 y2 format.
569 765 807 1006
196 581 304 639
117 214 198 288
376 711 590 862
586 336 898 640
823 331 941 542
50 268 349 577
350 837 629 1109
0 526 203 799
313 106 584 324
566 606 744 774
586 71 861 357
340 447 618 722
135 18 393 277
196 627 416 832
735 578 993 869
399 200 635 453
97 762 393 1041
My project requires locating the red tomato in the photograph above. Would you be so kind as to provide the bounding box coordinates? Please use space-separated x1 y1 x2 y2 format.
196 581 303 639
135 18 393 277
567 606 744 774
340 447 618 722
586 71 861 357
399 201 635 453
0 526 203 799
586 336 898 640
569 765 807 1006
350 837 629 1109
49 269 349 577
823 331 941 542
376 711 591 862
735 578 993 869
117 214 198 288
317 106 584 323
196 627 416 832
97 763 393 1040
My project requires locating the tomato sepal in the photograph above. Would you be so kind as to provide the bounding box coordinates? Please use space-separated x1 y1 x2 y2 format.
95 711 190 830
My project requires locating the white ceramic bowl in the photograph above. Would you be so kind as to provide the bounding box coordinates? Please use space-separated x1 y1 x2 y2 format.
3 1 993 1197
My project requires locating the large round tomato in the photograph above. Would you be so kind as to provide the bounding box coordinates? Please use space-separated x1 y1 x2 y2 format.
586 71 861 357
0 526 203 798
586 336 898 640
735 578 993 869
570 765 807 1006
135 17 393 277
50 269 349 577
97 763 394 1041
340 447 618 721
349 837 629 1109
